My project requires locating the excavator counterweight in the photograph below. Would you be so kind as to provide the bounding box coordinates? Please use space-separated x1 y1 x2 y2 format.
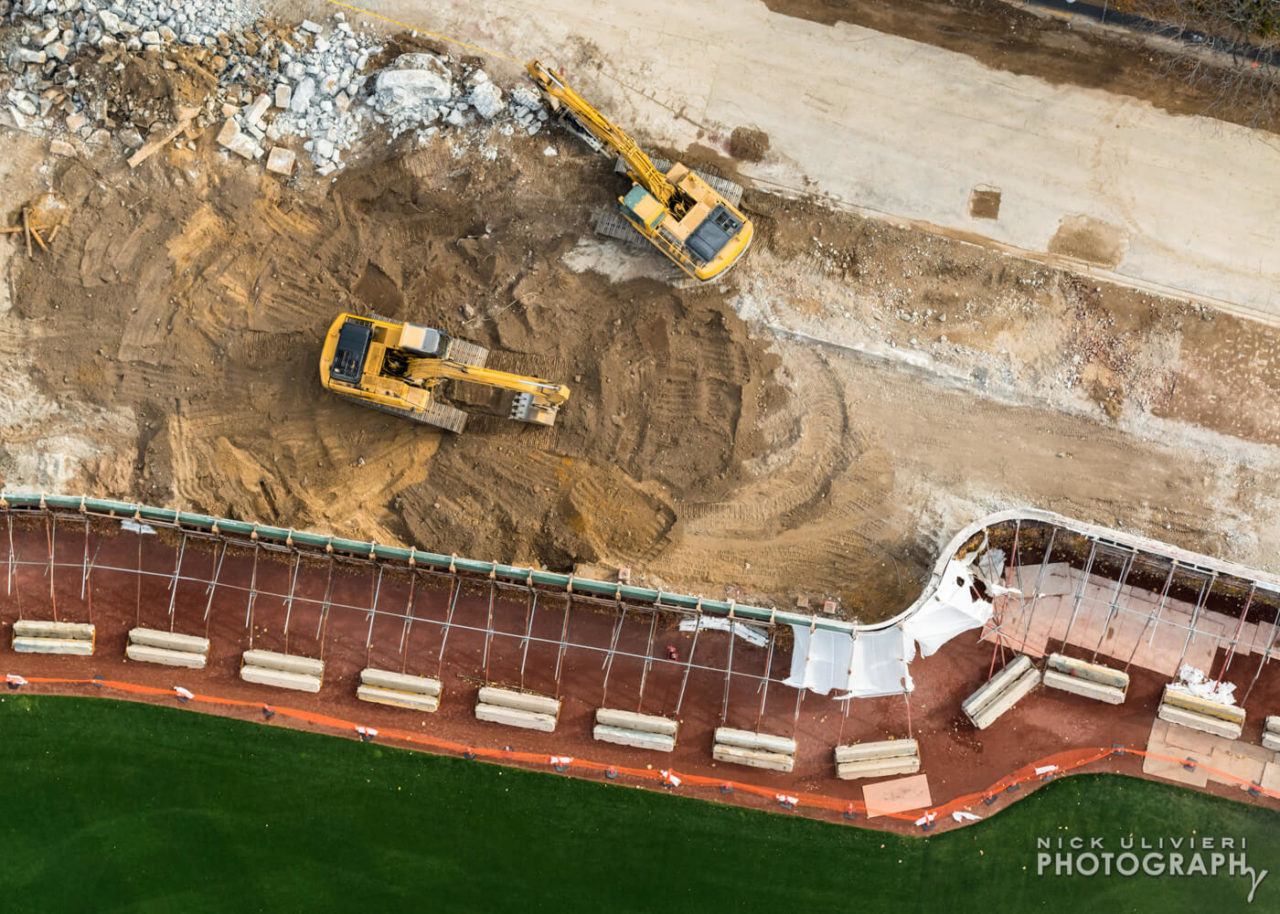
319 313 569 433
527 60 753 283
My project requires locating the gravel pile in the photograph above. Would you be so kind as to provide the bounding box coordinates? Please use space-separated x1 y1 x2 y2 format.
1 3 550 175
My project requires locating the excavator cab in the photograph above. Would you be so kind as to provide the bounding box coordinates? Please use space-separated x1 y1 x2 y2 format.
319 313 569 433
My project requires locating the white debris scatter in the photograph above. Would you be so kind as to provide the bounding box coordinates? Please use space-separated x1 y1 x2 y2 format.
1 5 550 174
1168 664 1238 706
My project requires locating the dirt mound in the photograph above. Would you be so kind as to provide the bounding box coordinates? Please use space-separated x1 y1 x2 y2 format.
13 132 780 577
728 126 770 162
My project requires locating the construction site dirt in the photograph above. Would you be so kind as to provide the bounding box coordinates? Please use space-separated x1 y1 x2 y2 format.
3 512 1277 835
6 118 1280 624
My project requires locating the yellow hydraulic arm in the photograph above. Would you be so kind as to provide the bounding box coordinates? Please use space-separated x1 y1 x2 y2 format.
526 60 677 207
405 358 570 405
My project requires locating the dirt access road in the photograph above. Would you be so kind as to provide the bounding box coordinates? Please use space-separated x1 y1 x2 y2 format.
309 0 1280 321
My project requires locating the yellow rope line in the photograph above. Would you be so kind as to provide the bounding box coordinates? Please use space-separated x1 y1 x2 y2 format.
321 0 521 63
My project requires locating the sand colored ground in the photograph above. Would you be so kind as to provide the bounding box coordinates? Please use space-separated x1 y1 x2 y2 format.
4 112 1280 621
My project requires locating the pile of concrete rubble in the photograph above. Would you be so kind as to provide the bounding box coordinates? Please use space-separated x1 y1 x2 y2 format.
367 51 548 140
1 3 549 176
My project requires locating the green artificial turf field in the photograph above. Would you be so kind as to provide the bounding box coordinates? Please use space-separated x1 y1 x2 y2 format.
0 695 1276 912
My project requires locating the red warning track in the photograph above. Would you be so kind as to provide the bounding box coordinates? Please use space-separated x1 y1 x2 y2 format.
3 508 1278 834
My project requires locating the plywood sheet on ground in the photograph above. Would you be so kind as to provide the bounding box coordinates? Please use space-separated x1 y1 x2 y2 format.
1206 743 1272 789
1143 717 1209 787
1261 762 1280 793
1163 722 1222 755
863 774 932 819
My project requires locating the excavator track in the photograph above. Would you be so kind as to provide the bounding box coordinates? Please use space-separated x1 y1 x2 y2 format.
445 338 489 368
594 209 648 247
361 398 468 434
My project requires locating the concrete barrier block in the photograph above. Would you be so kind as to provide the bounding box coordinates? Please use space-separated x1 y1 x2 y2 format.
595 708 678 736
971 668 1041 730
1265 715 1280 736
1162 686 1245 724
128 627 210 655
713 727 797 756
241 650 324 679
13 620 95 641
1263 731 1280 752
593 724 676 753
1157 702 1243 740
834 739 919 764
240 664 322 693
963 654 1032 719
1044 668 1126 705
712 743 795 773
360 668 442 696
475 702 557 732
13 636 94 655
836 755 921 780
126 643 208 670
1046 653 1129 690
477 686 560 717
357 684 440 713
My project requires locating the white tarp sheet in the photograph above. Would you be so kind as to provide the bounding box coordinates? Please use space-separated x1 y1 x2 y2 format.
785 626 914 699
785 555 994 698
902 558 995 657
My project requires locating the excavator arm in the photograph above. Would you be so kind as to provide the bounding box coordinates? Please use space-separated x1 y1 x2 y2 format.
526 60 677 206
405 358 570 406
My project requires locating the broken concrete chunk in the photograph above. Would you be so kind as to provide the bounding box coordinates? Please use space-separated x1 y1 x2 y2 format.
470 81 504 119
9 91 37 117
300 20 324 34
245 93 272 126
49 139 76 157
290 76 315 113
274 84 292 109
216 117 241 148
266 146 296 176
225 133 262 160
376 58 453 101
65 112 87 132
16 48 48 65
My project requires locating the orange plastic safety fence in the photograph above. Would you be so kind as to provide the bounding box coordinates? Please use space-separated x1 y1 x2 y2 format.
13 675 1280 823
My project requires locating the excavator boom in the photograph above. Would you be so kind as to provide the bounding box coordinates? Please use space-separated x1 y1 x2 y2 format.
405 358 569 404
526 60 674 204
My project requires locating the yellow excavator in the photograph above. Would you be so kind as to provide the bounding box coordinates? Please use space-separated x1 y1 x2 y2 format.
527 60 753 283
318 313 570 433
